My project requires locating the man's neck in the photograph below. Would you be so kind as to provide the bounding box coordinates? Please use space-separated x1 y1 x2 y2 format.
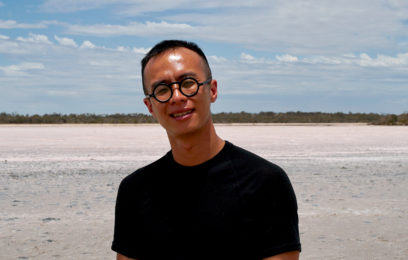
167 123 225 166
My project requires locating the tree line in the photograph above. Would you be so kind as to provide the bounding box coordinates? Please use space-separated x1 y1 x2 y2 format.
0 112 407 125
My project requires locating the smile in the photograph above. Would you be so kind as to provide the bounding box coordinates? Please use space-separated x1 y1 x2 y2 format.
171 110 193 118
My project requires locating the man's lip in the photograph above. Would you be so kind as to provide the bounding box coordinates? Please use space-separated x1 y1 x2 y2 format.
170 109 194 118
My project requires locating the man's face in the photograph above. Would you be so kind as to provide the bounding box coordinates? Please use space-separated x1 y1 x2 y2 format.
143 47 218 138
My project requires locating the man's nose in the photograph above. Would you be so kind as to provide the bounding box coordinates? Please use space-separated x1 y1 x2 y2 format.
169 84 186 103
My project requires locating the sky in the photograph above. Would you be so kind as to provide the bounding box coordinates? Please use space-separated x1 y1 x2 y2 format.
1 0 407 115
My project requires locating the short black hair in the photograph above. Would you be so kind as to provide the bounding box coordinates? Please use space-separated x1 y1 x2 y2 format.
141 40 212 95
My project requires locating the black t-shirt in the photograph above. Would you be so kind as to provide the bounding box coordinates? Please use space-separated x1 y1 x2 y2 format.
112 141 301 259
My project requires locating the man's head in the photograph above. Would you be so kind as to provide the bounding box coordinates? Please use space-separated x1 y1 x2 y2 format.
141 40 212 95
141 40 218 139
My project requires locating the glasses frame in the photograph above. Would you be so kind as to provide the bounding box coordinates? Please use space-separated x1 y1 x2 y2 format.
146 77 212 103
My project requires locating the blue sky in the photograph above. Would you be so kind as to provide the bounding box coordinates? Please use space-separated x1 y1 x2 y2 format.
1 0 407 115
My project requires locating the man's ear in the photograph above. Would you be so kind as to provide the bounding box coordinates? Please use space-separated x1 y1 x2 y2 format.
143 98 156 118
209 79 218 103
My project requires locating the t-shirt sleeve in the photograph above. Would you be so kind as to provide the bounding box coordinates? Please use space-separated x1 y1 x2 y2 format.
111 175 143 259
251 166 301 258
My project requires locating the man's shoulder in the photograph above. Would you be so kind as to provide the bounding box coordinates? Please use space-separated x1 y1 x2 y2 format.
119 152 171 188
225 142 290 184
224 142 297 214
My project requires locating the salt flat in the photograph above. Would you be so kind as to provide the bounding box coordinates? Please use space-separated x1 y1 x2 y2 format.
1 124 407 259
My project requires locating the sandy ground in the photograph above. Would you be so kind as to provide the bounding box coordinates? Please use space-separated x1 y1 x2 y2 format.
0 124 407 259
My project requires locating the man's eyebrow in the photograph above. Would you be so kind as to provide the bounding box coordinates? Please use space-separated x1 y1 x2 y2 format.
150 72 200 88
150 79 166 89
178 72 199 79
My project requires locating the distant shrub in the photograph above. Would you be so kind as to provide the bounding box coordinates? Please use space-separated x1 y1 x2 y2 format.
0 112 407 125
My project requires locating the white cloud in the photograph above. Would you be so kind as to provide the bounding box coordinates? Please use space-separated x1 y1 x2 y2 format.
0 36 147 114
66 21 193 36
132 47 150 54
0 40 24 54
0 34 9 40
17 62 45 70
0 62 44 76
240 53 255 61
234 52 408 68
41 0 202 14
80 40 95 49
54 35 78 47
302 56 344 65
146 21 191 29
358 52 408 67
0 37 54 55
116 46 127 52
89 60 114 66
239 53 269 64
209 55 227 63
40 0 118 12
37 0 408 56
39 0 288 15
1 34 407 114
0 2 4 7
276 54 298 62
0 19 47 29
16 33 52 44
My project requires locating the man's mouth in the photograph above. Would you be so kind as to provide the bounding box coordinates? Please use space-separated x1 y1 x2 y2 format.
171 109 193 118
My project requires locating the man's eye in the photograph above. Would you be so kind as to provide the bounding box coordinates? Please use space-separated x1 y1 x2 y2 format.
155 85 170 96
181 80 196 89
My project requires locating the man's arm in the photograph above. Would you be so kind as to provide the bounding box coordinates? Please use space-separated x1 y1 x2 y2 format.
263 250 300 260
117 253 138 260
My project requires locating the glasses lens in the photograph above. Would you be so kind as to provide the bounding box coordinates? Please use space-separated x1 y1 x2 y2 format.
154 84 171 101
180 78 198 96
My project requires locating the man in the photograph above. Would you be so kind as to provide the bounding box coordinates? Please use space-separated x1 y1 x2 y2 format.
112 40 301 260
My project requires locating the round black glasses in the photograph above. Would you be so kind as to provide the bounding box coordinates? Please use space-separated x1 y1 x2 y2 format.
146 77 212 103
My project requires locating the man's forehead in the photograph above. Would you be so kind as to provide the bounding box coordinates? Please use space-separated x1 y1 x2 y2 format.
149 47 201 63
144 47 205 74
167 52 182 62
